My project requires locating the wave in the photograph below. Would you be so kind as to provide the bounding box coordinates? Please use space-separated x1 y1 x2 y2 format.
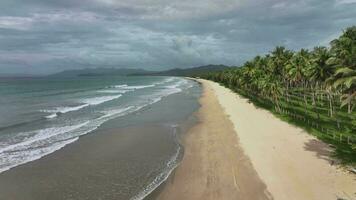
107 84 128 88
130 126 182 200
0 137 78 173
0 117 108 174
45 113 58 119
98 106 134 120
165 79 187 89
107 84 155 90
122 84 155 90
0 105 135 173
129 79 194 200
98 89 131 94
106 78 177 92
33 88 90 98
1 105 136 173
157 77 176 85
0 122 89 154
42 104 90 117
41 94 122 118
0 77 194 174
81 94 122 106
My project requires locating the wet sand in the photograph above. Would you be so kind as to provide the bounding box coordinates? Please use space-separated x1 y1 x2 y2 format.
0 124 180 200
156 79 272 200
0 79 201 200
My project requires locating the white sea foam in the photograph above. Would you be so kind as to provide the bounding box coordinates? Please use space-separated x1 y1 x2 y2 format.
99 106 134 120
107 84 128 88
0 105 136 173
81 94 122 106
107 84 156 90
130 126 182 200
0 122 89 154
0 137 78 173
106 77 177 92
42 104 90 115
98 89 131 94
154 77 176 86
45 113 58 119
0 77 195 174
165 79 187 89
0 120 95 173
122 84 155 90
42 95 122 118
129 79 194 200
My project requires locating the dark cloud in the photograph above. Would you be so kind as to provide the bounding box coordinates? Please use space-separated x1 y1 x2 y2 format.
0 0 355 74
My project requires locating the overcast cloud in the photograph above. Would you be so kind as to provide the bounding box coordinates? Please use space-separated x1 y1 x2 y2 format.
0 0 355 74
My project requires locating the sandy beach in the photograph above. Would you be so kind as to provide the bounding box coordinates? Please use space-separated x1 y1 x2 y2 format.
157 79 356 200
157 80 272 200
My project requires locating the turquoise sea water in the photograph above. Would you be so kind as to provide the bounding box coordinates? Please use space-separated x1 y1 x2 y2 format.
0 76 196 175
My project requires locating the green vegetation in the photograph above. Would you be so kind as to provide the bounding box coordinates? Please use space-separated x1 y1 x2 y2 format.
200 26 356 164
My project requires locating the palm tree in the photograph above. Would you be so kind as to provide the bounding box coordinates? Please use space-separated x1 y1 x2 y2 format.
199 26 356 160
286 50 310 87
327 67 356 113
308 46 334 113
328 26 356 70
327 26 356 114
309 47 334 83
269 46 293 77
264 75 283 112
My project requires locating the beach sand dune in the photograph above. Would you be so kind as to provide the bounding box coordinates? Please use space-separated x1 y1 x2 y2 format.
158 79 356 200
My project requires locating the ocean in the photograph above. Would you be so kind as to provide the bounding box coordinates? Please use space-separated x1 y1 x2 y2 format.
0 75 201 199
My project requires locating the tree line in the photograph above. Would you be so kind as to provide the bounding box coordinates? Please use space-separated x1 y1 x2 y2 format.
200 26 355 163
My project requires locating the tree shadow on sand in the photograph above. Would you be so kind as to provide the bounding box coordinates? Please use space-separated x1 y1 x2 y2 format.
304 139 335 164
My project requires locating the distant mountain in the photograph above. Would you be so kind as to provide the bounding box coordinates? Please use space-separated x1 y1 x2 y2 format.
49 68 149 77
47 65 230 77
131 65 231 77
0 73 39 78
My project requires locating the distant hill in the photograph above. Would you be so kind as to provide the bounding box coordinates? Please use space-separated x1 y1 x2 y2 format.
47 65 231 77
131 65 231 77
0 73 39 78
49 68 149 77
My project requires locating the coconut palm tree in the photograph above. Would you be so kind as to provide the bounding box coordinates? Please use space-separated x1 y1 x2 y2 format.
327 26 356 113
286 50 310 87
327 67 356 113
307 46 334 113
309 47 334 83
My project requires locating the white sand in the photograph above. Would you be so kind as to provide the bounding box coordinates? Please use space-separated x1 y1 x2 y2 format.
203 79 356 200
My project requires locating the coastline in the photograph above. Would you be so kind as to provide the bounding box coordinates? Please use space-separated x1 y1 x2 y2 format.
1 77 354 200
157 78 355 200
0 79 201 200
155 79 356 200
155 78 271 200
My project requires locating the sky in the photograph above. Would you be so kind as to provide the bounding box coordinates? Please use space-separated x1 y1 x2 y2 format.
0 0 355 75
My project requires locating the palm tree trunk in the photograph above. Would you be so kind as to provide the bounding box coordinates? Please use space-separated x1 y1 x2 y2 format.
328 92 333 117
348 91 351 114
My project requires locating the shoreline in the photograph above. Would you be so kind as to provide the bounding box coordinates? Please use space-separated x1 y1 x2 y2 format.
0 124 182 200
155 79 356 200
0 79 201 200
155 78 271 200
